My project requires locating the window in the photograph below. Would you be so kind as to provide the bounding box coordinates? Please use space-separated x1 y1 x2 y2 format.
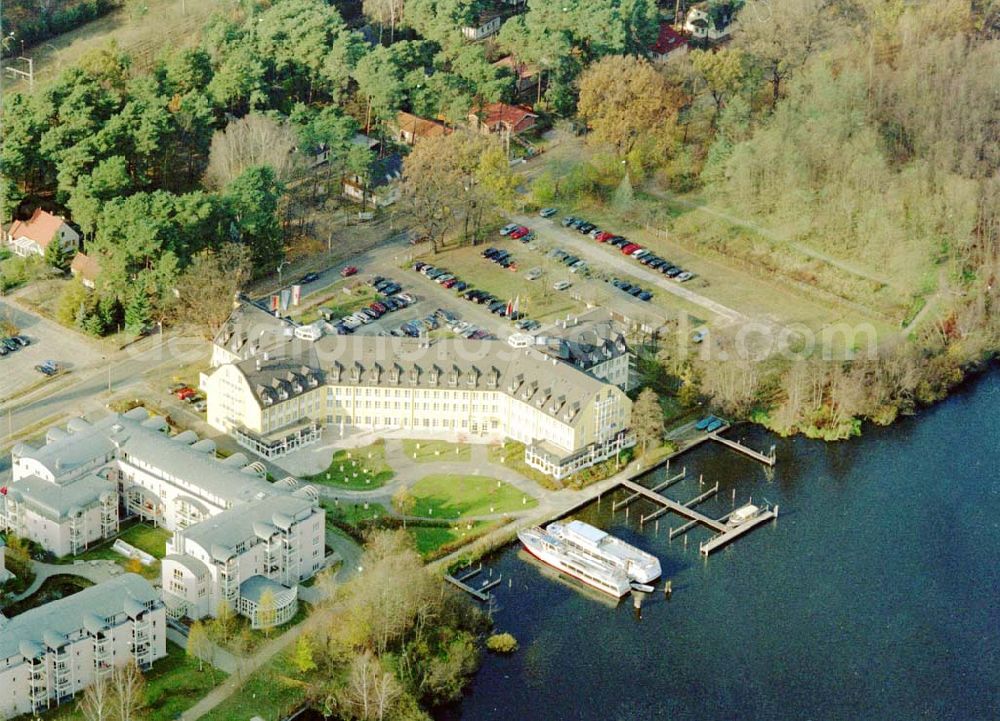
173 569 183 580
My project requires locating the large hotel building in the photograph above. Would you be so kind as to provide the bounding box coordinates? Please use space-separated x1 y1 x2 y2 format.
205 303 636 479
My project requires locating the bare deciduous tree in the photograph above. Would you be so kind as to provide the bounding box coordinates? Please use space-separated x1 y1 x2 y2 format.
204 113 300 189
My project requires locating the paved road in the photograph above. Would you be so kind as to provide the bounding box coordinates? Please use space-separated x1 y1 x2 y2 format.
511 213 751 326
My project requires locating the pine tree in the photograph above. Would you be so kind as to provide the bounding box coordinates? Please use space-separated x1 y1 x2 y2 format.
44 239 74 273
124 291 151 335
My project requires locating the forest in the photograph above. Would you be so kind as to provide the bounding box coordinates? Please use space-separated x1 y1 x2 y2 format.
1 0 998 440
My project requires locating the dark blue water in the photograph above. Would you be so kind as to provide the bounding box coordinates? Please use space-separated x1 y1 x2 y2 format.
439 370 1000 721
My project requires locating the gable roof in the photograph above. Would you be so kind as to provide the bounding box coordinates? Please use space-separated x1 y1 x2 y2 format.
7 209 67 249
652 23 689 55
471 103 538 134
395 112 451 141
70 251 101 282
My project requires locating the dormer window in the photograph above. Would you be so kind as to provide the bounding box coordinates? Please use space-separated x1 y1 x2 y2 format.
429 365 441 386
507 373 524 393
549 395 565 413
466 366 479 387
370 364 382 384
331 362 342 383
389 364 400 384
409 367 419 384
351 363 362 383
487 367 499 388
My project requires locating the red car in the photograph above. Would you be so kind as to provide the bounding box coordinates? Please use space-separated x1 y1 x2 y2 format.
621 243 642 255
509 226 530 240
175 387 196 401
595 231 614 242
340 266 358 277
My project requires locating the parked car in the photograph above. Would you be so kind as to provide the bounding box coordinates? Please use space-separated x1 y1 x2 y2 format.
2 338 19 352
676 271 694 282
692 328 709 344
412 261 428 272
540 207 558 218
705 418 725 433
510 226 530 240
500 223 519 236
525 267 542 280
578 223 596 234
695 415 717 431
299 272 320 284
453 281 468 292
13 335 30 347
638 291 652 301
553 280 572 291
175 387 196 400
341 266 358 277
595 231 614 242
35 362 58 376
561 216 577 227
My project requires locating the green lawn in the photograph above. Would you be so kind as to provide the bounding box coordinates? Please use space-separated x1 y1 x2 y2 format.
402 439 472 462
322 499 389 526
408 521 492 559
305 440 395 489
145 641 227 721
200 649 309 721
487 440 562 490
409 474 537 519
9 642 225 721
54 522 172 579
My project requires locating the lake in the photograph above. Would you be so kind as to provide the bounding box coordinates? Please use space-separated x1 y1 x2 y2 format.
438 370 1000 721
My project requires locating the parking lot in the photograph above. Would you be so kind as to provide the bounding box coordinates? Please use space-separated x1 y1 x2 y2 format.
0 300 105 401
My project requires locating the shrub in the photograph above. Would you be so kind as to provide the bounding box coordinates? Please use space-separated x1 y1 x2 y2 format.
485 633 518 654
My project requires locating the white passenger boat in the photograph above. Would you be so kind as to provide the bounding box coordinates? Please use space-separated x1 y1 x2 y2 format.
517 527 632 598
545 520 662 584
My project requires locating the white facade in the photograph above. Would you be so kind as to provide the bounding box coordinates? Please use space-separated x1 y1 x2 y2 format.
462 14 502 40
4 209 80 258
3 409 326 627
0 574 166 720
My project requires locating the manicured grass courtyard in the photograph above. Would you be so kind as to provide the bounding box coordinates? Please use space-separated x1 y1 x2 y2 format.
322 499 389 526
409 474 537 519
54 522 172 579
305 440 395 489
407 521 498 559
488 440 562 490
402 439 472 462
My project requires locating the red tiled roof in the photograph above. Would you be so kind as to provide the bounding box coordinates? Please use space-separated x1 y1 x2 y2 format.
71 252 101 281
471 103 538 134
652 24 688 56
7 208 66 249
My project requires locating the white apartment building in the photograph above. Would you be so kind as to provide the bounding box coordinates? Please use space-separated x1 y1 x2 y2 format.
161 492 323 626
2 408 325 626
205 315 635 479
0 574 166 720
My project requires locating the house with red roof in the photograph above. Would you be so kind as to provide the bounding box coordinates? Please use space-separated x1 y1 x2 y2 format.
70 252 102 289
651 23 690 62
468 102 538 137
4 208 80 259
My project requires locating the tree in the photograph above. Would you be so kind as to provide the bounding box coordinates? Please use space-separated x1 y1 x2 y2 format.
577 56 684 157
124 288 151 335
294 633 318 674
186 621 212 673
342 651 401 721
632 387 665 454
364 0 406 43
110 661 146 721
391 488 416 529
733 0 829 108
257 589 278 635
223 166 285 273
204 114 299 190
351 46 404 133
172 244 252 339
612 173 635 213
690 47 749 122
210 601 236 646
79 677 112 721
56 278 92 327
43 237 74 273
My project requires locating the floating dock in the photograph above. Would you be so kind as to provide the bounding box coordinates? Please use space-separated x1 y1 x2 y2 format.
699 506 778 556
612 467 686 511
445 564 502 602
709 432 776 466
620 479 727 533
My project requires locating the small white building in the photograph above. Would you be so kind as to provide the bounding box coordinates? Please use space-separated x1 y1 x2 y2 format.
0 574 166 720
4 208 79 258
684 2 738 42
462 12 503 41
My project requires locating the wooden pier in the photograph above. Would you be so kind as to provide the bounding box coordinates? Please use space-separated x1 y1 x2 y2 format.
445 565 502 602
709 432 776 466
612 467 686 511
640 482 719 525
699 505 779 556
620 479 727 533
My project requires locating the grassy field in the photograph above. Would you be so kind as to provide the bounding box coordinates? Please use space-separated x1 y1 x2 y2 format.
304 440 394 489
408 521 502 559
415 240 583 321
292 283 376 324
401 439 472 462
487 440 561 490
322 499 390 526
409 474 537 519
5 0 224 93
200 649 309 721
53 522 171 580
